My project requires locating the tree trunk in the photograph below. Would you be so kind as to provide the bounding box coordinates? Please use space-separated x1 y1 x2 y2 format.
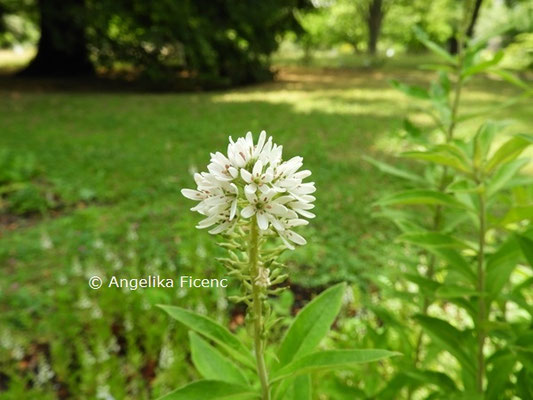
20 0 93 77
449 0 483 54
466 0 484 38
367 0 384 55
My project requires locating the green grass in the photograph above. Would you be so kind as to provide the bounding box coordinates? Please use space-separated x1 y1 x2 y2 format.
0 59 531 398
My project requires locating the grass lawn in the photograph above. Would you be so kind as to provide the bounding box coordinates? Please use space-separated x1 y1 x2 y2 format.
0 58 531 398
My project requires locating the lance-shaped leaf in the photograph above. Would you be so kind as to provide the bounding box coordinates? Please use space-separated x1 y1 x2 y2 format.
462 51 504 78
271 349 400 383
516 367 533 400
427 247 476 284
277 283 345 367
404 273 441 295
377 190 469 209
486 350 516 400
501 205 533 225
157 380 258 400
414 315 476 378
436 285 479 299
485 237 522 299
489 69 530 90
285 375 311 400
404 369 458 393
402 145 471 174
472 120 510 169
390 80 430 99
403 118 423 138
485 134 533 173
487 158 529 197
158 305 254 368
413 26 456 65
399 232 472 250
189 332 248 384
516 234 533 270
364 156 425 183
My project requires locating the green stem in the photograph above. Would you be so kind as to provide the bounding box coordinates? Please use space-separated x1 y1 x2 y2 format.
476 189 487 395
410 27 466 399
249 217 270 400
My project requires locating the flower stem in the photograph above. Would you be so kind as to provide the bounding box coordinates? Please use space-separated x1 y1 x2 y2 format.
409 28 466 400
249 217 270 400
476 189 487 395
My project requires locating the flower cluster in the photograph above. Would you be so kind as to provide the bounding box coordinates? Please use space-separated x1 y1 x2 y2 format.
181 131 315 249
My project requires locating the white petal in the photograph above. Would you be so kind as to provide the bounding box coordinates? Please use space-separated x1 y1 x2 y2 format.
257 212 269 230
229 200 238 220
197 214 219 229
274 196 293 204
181 189 203 200
287 218 308 227
267 203 289 216
245 186 257 203
253 159 263 176
241 169 253 183
229 167 239 178
294 170 312 179
209 222 228 235
296 209 315 219
241 206 255 218
279 233 295 250
246 132 253 146
255 130 267 156
287 230 306 245
245 184 257 194
268 215 284 231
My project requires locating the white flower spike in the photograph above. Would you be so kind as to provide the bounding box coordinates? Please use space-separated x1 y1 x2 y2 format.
181 131 315 249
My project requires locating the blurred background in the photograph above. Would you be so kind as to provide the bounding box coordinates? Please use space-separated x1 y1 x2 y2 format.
0 0 532 399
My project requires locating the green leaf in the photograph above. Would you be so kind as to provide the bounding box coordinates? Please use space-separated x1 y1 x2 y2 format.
413 26 456 65
462 51 504 78
485 237 522 299
436 284 478 299
472 121 510 169
402 147 471 174
158 305 254 368
403 118 423 138
438 71 451 94
372 208 424 233
271 349 400 383
501 205 533 224
377 190 469 209
414 315 476 378
516 367 533 400
189 332 248 384
428 247 476 284
514 332 533 370
487 158 529 197
404 273 440 295
157 380 258 400
364 156 425 183
404 369 458 393
516 234 533 268
277 283 345 367
390 79 430 99
485 134 533 173
486 351 516 400
285 375 311 400
458 92 531 123
399 232 471 250
489 69 530 90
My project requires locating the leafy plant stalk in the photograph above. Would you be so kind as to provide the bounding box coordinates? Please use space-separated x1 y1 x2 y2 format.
476 185 487 394
249 216 270 400
412 28 466 370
